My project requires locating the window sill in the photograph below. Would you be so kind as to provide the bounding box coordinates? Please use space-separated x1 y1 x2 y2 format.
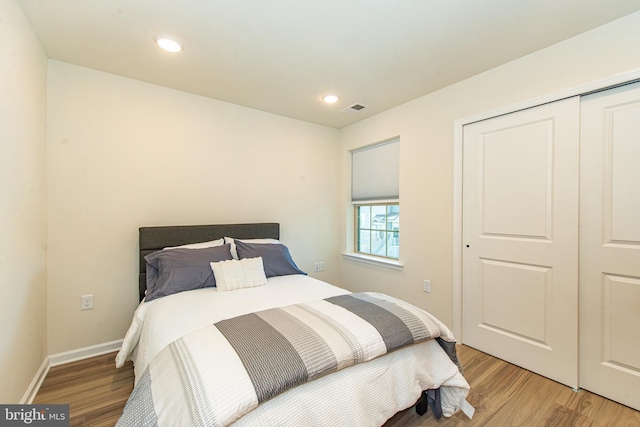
342 253 404 270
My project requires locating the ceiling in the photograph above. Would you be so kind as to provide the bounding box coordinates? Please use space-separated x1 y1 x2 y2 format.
17 0 640 129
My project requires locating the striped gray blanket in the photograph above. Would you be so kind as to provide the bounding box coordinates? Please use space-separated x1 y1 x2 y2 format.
117 292 461 427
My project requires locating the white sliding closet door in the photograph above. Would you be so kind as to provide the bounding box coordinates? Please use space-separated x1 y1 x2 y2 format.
580 82 640 411
462 97 580 388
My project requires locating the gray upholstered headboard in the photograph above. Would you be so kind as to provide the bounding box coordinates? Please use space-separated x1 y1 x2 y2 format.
138 223 280 301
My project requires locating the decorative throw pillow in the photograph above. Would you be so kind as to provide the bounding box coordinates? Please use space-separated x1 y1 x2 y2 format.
211 257 268 292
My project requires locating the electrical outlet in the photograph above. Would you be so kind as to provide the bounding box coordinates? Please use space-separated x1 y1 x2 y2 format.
423 280 431 293
81 294 93 310
314 262 320 272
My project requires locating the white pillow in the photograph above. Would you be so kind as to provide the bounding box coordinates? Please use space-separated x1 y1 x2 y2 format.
224 237 280 259
164 238 225 250
211 257 268 292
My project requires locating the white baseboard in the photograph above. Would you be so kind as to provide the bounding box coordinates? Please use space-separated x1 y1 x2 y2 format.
49 339 123 367
20 356 51 404
21 339 124 404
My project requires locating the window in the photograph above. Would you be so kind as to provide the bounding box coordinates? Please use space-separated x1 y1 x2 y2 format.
356 203 399 258
351 138 399 260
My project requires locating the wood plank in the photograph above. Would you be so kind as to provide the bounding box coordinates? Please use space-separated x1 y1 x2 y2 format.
33 346 640 426
33 352 133 426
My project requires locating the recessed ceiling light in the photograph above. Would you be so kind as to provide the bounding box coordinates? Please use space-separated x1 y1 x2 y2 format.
154 34 183 53
322 95 340 103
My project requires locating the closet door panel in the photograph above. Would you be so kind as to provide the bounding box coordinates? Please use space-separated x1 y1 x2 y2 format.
580 81 640 411
462 97 580 388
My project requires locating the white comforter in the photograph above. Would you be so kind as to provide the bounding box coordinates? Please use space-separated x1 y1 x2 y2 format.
116 275 470 426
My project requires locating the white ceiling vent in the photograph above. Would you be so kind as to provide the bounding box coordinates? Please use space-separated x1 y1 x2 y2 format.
340 103 369 115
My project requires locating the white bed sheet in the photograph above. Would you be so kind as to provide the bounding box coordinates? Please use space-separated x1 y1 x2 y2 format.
116 275 470 425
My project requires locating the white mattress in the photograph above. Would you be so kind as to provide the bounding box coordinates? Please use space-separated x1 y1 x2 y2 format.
116 275 470 425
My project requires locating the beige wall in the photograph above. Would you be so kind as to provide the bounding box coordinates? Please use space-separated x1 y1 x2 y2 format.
338 11 640 328
0 0 48 403
8 2 640 399
46 61 341 354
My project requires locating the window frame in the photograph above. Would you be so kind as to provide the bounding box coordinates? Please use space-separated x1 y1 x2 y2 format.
346 137 402 269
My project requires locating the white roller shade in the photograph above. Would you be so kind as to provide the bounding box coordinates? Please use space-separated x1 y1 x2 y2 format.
351 138 399 202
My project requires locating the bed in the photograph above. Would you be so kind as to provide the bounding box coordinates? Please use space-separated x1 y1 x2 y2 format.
115 223 470 426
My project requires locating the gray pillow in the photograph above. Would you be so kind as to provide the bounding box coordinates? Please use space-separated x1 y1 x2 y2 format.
235 241 306 278
145 244 233 301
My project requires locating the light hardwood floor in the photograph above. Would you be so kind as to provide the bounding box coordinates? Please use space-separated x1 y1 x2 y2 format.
34 353 134 427
34 345 640 426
